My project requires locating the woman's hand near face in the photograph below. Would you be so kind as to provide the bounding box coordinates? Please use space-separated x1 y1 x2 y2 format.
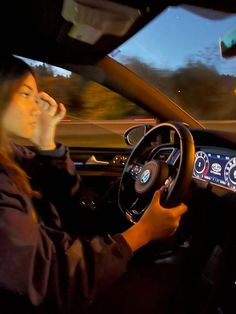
31 92 66 150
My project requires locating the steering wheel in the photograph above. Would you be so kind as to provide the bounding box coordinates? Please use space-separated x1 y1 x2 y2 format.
118 121 195 224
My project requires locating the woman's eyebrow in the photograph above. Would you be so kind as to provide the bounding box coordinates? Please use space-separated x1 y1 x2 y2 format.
21 84 33 91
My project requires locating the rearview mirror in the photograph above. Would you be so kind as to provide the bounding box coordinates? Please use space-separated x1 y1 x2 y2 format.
220 26 236 58
62 0 140 44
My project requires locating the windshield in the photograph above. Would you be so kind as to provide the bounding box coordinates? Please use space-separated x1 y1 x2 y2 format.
110 5 236 130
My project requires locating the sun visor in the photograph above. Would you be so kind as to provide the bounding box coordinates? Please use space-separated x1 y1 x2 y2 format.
61 0 140 44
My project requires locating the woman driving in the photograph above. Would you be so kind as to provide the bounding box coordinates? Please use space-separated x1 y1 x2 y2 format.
0 55 187 313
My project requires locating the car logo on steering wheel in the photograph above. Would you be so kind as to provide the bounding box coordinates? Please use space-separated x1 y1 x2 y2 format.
140 169 151 184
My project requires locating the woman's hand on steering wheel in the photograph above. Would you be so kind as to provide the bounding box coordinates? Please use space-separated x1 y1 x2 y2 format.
137 187 188 242
122 187 188 253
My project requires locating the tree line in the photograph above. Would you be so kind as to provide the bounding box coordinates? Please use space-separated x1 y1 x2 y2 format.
33 59 236 121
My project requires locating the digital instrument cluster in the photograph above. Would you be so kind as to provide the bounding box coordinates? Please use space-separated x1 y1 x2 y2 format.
193 148 236 191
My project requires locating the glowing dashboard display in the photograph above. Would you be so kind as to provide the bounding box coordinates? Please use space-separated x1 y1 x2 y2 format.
193 148 236 191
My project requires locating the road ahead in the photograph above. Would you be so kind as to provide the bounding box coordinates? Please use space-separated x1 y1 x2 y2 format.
55 119 236 146
14 120 236 147
57 119 236 135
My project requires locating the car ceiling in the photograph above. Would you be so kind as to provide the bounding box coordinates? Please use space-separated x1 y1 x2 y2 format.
1 0 236 70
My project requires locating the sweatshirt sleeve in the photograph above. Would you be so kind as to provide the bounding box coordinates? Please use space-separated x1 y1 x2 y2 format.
0 175 132 313
13 143 81 229
14 143 80 200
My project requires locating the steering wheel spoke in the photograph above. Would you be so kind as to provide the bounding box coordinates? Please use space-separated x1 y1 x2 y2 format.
126 195 151 223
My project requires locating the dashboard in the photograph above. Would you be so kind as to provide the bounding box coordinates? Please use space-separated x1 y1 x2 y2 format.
148 127 236 192
193 147 236 191
154 145 236 192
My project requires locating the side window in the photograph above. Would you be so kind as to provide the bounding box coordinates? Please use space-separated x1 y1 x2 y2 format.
18 57 155 148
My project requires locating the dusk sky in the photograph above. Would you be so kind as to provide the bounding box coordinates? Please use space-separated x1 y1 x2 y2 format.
112 5 236 76
22 5 236 78
20 57 71 77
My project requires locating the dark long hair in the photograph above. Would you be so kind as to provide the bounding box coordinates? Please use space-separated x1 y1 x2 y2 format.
0 55 36 196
